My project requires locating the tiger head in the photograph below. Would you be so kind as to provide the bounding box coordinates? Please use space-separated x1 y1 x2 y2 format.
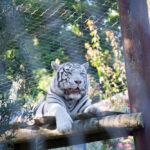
50 62 90 101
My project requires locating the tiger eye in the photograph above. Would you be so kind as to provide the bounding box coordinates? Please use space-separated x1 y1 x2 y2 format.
68 72 72 75
65 69 70 72
80 72 86 76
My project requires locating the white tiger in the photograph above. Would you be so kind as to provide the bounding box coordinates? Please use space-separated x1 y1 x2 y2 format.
33 62 100 133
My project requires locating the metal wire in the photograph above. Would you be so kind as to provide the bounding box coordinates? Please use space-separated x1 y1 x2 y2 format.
0 0 128 150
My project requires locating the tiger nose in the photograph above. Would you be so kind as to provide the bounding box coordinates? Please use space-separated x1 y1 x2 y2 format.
75 80 82 84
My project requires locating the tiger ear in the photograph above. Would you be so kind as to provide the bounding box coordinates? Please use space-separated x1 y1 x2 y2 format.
82 62 89 70
51 61 59 71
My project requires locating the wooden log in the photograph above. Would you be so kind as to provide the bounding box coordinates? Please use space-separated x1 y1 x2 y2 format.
1 112 144 149
27 111 125 126
118 0 150 149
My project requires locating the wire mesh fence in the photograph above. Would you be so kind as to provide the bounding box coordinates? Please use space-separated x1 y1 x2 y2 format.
0 0 134 149
0 0 126 102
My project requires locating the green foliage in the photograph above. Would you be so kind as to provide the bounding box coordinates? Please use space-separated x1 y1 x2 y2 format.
0 99 25 150
85 18 126 99
0 0 67 103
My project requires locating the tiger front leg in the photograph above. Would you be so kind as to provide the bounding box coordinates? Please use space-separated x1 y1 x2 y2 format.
50 104 73 133
84 105 101 115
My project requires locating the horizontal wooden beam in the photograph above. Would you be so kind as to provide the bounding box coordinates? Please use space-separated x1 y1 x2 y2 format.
2 112 144 150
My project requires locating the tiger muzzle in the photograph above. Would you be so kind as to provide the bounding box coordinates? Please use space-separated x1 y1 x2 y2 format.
66 87 81 94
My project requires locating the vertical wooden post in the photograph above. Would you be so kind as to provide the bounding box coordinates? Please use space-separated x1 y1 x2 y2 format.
118 0 150 150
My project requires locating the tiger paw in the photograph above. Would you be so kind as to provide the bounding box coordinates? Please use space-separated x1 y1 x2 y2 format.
84 105 101 115
56 112 73 133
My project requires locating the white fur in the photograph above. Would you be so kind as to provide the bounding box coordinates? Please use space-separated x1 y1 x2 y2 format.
50 63 90 101
47 103 73 132
55 106 73 133
84 105 101 115
33 62 100 133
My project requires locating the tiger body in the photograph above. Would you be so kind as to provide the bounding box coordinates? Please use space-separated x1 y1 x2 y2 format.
32 62 100 132
12 62 100 133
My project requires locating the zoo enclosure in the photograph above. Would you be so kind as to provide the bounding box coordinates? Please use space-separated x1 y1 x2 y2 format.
0 0 150 150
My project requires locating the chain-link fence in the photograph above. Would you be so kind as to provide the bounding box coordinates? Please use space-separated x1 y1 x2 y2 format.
0 0 133 149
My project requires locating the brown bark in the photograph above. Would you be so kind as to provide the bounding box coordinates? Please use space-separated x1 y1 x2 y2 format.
118 0 150 149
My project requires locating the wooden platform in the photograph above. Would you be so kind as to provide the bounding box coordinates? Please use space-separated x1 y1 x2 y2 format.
1 111 144 150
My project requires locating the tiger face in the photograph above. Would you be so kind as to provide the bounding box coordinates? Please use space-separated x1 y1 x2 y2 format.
50 62 90 101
